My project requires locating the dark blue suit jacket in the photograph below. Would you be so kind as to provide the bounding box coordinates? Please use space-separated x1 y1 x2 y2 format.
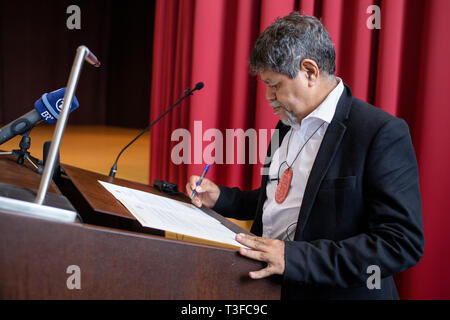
213 84 425 299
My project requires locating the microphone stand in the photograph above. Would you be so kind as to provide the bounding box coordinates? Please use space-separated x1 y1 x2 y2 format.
0 45 99 223
0 130 43 173
34 46 100 205
108 83 203 178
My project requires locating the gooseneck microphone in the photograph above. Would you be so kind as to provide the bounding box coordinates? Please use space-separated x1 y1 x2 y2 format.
108 82 204 178
0 88 79 145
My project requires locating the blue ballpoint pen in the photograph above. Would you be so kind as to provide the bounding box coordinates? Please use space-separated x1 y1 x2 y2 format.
190 164 211 199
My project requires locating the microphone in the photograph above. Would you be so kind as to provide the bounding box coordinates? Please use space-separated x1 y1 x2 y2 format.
0 88 79 145
108 82 205 178
193 82 204 91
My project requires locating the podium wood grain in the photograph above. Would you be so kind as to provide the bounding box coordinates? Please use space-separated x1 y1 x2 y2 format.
0 155 60 194
0 211 281 299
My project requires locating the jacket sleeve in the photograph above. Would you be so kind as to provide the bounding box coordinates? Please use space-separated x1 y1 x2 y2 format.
283 117 425 288
212 186 261 221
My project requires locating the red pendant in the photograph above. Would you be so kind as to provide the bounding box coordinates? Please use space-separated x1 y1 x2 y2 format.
275 167 293 204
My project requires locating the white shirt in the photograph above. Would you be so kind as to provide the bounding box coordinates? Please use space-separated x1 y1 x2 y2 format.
262 78 344 241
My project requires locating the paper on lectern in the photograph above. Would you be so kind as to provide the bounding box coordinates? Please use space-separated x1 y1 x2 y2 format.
98 181 246 248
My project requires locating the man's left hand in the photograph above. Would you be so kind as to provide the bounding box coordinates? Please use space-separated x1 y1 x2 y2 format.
235 233 285 279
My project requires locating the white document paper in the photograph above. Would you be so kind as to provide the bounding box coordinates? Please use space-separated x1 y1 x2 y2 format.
98 181 245 248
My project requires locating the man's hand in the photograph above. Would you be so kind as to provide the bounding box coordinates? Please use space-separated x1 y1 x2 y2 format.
235 233 285 279
186 176 220 208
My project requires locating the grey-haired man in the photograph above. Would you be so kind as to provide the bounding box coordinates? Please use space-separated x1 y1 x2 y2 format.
186 12 424 300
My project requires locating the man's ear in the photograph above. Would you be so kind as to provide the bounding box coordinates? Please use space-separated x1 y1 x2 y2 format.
300 59 320 86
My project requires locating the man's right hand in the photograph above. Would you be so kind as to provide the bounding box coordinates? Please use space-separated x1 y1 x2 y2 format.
186 176 220 208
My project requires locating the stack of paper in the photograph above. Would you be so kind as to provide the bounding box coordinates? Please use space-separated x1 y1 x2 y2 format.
98 181 245 248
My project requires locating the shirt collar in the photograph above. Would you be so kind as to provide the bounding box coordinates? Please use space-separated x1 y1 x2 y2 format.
301 77 344 125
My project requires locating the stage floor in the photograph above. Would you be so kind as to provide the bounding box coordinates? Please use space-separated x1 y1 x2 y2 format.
0 124 150 185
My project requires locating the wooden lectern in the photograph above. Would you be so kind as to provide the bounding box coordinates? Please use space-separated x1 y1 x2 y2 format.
0 156 281 299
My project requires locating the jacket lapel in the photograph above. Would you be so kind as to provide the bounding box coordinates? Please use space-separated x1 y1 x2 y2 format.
294 84 353 240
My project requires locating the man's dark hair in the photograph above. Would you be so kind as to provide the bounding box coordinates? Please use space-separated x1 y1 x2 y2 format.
249 12 336 78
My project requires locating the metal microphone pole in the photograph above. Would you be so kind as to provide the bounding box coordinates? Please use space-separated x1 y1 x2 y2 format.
34 45 100 205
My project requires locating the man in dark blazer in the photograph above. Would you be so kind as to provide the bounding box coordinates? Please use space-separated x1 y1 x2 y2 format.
186 13 424 299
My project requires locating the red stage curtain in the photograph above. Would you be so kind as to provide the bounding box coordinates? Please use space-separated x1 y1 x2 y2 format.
150 0 450 299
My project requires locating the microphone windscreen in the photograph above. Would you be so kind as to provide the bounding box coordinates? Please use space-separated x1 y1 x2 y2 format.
194 82 204 91
34 88 79 124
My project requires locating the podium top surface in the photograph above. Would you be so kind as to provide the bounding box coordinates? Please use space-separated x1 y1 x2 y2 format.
0 156 60 194
62 164 144 219
61 164 252 236
0 156 75 211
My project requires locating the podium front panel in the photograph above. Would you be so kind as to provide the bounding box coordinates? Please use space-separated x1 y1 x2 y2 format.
0 211 280 299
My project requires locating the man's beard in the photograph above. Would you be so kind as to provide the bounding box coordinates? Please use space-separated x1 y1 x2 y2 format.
270 101 298 127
